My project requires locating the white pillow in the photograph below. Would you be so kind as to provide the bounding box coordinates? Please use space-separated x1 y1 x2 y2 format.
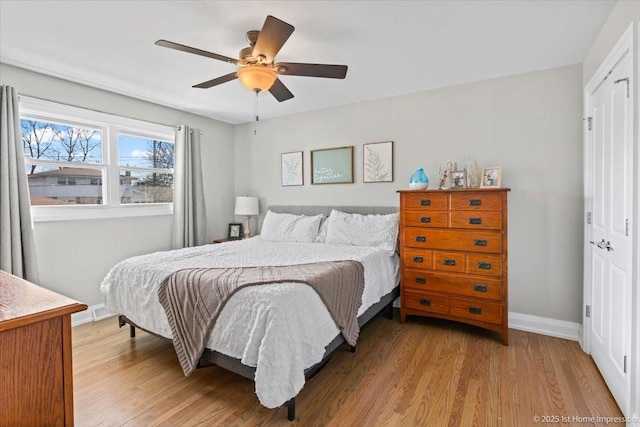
325 209 399 256
314 216 329 243
260 211 323 243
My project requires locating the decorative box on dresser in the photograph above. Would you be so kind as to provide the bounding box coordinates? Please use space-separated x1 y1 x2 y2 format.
397 188 510 345
0 270 87 426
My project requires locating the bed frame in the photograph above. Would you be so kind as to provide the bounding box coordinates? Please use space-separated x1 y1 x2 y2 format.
118 205 399 421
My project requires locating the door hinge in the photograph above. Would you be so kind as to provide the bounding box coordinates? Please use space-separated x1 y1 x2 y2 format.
624 355 627 373
585 116 593 131
587 212 592 225
625 218 629 236
586 305 591 318
614 77 630 98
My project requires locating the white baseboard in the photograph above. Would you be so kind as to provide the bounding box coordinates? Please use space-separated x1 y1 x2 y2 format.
72 304 581 342
71 303 115 327
509 312 580 341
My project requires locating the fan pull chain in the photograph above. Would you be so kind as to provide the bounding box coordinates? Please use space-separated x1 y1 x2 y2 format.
254 90 259 135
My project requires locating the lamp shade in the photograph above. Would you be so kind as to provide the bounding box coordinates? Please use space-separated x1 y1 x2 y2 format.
235 196 259 216
237 66 277 92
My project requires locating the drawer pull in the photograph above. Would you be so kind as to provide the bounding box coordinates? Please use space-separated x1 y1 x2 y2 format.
468 199 482 206
468 218 482 225
415 277 426 284
415 236 426 242
419 298 431 306
474 239 487 246
419 199 431 206
443 259 456 266
419 216 431 223
469 306 482 315
473 284 488 292
477 262 492 269
412 256 424 263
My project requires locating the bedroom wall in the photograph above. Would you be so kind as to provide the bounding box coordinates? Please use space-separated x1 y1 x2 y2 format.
0 63 235 306
234 64 584 324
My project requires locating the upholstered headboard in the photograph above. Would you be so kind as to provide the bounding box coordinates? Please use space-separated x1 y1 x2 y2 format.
257 205 398 232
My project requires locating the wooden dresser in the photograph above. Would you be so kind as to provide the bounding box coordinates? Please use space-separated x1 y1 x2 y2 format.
398 188 510 344
0 270 87 426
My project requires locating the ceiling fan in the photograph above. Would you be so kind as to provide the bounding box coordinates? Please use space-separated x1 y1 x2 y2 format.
155 15 348 102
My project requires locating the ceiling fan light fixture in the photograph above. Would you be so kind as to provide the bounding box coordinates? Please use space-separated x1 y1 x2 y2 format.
237 66 277 92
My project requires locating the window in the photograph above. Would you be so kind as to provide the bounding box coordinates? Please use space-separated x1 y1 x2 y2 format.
20 97 175 221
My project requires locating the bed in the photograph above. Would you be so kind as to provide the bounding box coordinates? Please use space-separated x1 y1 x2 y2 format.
101 205 400 421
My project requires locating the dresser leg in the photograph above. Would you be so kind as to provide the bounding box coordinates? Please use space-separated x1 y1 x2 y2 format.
501 329 509 346
400 310 406 323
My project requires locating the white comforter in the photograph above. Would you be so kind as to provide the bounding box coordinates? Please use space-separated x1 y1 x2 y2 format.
100 237 399 408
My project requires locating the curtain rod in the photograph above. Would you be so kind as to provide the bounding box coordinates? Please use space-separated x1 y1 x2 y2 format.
18 93 198 132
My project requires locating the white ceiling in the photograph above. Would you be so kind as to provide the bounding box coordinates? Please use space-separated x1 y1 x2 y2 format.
0 1 614 125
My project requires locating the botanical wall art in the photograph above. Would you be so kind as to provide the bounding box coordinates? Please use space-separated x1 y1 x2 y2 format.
311 146 354 184
363 141 393 183
281 151 303 186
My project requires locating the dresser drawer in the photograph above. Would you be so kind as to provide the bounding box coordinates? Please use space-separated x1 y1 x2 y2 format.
450 297 502 324
404 270 502 300
402 192 448 211
404 211 449 228
404 289 449 315
466 254 503 277
450 192 502 211
433 251 465 273
450 211 502 230
403 228 502 253
403 248 433 269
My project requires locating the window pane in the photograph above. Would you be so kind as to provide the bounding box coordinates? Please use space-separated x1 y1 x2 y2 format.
118 134 174 169
26 165 104 206
120 170 173 204
21 119 102 163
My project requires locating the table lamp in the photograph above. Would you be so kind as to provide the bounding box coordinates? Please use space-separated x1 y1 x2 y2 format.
234 196 259 238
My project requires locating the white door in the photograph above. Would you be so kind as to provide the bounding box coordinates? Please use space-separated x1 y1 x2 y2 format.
587 49 632 415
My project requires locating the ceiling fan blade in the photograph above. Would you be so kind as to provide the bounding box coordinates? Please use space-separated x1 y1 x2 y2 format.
252 16 294 64
192 72 238 89
155 39 238 64
269 78 294 102
275 62 348 79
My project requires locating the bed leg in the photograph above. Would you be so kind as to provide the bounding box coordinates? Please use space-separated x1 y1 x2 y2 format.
285 398 295 421
350 345 356 353
386 302 394 319
130 325 136 338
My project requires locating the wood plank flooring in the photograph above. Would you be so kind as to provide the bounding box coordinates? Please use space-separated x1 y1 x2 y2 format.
72 312 622 426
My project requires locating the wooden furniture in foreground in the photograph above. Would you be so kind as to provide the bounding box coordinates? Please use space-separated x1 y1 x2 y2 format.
0 270 87 427
398 188 510 344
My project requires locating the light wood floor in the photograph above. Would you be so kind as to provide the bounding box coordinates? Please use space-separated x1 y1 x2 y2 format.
72 312 622 426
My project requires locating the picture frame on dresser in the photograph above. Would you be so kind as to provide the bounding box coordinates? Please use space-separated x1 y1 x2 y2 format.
449 169 467 190
480 166 502 188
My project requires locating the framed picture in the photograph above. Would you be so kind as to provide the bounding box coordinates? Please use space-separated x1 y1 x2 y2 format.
311 146 354 184
281 151 303 186
480 166 502 188
363 141 393 183
228 223 243 239
450 169 467 190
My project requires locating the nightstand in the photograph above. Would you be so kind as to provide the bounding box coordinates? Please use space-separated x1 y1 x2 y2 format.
213 237 242 244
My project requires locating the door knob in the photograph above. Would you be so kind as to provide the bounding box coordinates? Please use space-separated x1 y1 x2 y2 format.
604 241 614 251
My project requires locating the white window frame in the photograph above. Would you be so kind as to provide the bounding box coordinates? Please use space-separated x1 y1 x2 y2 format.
20 97 175 222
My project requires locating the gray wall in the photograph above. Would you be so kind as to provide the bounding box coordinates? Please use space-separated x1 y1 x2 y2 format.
0 63 235 306
235 64 584 323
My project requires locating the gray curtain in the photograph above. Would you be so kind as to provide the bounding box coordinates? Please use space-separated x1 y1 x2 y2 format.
0 86 39 281
171 125 207 248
